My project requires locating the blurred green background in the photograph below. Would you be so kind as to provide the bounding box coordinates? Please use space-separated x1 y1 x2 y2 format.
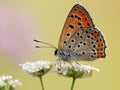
0 0 119 90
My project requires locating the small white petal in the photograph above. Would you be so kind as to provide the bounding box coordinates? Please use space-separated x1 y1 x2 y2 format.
8 80 14 86
0 79 6 87
12 80 22 88
1 75 12 81
0 75 22 89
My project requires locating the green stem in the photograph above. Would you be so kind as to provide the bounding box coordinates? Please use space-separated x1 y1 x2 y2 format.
71 78 76 90
0 87 5 90
8 86 14 90
39 76 44 90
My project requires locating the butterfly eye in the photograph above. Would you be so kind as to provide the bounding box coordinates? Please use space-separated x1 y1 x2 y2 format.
54 49 58 56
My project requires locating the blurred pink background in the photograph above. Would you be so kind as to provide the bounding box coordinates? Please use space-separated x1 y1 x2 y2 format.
0 4 36 62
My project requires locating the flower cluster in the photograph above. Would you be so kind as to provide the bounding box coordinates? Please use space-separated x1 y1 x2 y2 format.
19 60 100 90
54 63 99 79
19 61 53 77
0 75 22 90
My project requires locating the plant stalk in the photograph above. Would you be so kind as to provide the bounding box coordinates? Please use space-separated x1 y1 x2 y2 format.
71 78 76 90
39 76 44 90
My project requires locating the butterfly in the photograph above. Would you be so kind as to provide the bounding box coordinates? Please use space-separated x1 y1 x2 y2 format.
34 4 106 62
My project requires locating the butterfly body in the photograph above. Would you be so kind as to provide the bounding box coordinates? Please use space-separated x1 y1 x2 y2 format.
55 4 106 61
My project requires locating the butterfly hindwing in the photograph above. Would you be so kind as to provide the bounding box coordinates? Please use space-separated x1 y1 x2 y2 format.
63 27 106 60
58 4 94 49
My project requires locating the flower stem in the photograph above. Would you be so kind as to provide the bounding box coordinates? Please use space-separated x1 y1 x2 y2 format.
71 78 76 90
39 76 44 90
9 87 14 90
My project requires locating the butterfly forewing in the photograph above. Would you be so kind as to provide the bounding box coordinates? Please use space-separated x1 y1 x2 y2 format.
58 4 94 49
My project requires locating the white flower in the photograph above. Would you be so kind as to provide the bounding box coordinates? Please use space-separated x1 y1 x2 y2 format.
0 78 6 87
0 75 13 88
0 75 22 89
19 61 53 77
1 75 12 81
54 63 99 79
8 79 22 88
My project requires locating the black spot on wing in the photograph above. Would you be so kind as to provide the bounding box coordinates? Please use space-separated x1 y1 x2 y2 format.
78 22 82 25
66 33 70 36
69 24 74 29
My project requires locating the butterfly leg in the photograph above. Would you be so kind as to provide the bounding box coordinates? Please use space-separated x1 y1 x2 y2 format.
75 61 81 66
67 60 75 69
55 58 62 68
55 58 59 63
63 61 66 65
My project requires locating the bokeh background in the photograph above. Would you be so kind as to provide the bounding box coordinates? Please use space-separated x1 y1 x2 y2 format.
0 0 119 90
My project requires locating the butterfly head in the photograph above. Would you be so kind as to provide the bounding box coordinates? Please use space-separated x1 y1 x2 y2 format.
54 49 66 60
54 49 73 61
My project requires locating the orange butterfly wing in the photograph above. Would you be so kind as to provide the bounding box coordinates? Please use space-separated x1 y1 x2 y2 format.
58 4 94 49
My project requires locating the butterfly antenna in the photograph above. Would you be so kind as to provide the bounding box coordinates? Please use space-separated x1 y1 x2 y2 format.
33 39 57 49
35 46 56 48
